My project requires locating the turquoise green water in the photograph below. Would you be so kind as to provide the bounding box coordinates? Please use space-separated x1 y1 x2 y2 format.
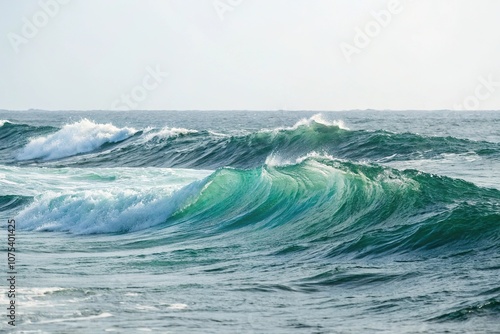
0 111 499 333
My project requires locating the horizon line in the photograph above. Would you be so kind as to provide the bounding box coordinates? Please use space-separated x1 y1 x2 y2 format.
1 109 499 112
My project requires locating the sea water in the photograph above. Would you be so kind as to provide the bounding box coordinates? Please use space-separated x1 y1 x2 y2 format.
0 110 499 333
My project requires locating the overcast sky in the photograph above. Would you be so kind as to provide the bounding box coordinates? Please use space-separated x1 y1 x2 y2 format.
1 0 499 111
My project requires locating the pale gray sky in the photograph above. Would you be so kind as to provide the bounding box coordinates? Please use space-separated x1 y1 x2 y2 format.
1 0 499 111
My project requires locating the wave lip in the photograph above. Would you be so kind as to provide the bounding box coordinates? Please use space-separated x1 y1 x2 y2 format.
0 120 9 127
291 114 349 130
265 114 349 133
17 119 136 161
142 126 198 142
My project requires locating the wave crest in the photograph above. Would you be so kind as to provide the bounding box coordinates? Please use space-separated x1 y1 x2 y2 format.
7 115 499 171
17 119 137 161
142 127 198 142
290 114 349 130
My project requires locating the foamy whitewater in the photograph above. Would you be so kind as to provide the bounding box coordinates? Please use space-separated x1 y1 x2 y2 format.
17 119 136 161
0 110 499 333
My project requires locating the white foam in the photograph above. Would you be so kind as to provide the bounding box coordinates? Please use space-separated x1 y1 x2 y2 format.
259 114 349 137
16 177 209 234
17 119 136 161
124 292 140 296
136 305 158 311
265 154 294 167
208 130 230 137
440 152 480 162
295 151 337 164
37 312 112 324
0 120 8 127
0 287 68 307
142 126 198 142
22 287 66 296
291 114 349 130
167 303 188 310
265 151 337 167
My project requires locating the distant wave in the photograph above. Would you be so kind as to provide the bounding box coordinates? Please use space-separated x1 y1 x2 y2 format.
3 115 500 168
142 126 199 142
14 157 500 258
265 113 349 131
17 119 136 161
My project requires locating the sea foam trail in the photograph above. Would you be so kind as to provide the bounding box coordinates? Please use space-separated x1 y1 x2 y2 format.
17 119 136 161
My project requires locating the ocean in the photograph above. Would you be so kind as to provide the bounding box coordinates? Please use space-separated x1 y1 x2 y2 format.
0 110 499 333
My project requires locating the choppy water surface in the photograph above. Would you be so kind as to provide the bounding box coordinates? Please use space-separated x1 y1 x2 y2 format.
0 110 499 333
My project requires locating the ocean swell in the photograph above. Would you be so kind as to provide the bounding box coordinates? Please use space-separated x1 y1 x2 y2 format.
5 115 498 169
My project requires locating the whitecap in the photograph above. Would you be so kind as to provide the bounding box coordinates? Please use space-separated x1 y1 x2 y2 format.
17 119 136 161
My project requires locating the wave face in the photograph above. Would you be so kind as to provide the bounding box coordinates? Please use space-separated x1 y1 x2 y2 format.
169 158 500 257
2 115 499 169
